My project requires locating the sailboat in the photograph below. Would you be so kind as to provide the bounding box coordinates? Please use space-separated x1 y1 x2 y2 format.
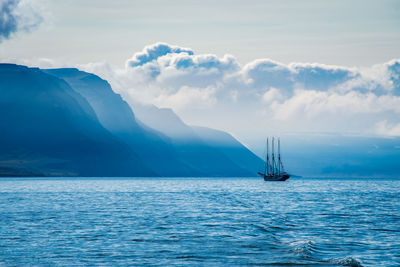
258 137 290 181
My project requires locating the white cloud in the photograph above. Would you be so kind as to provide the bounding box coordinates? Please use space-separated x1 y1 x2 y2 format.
126 42 193 68
43 42 400 138
241 59 294 91
262 87 283 104
269 90 400 121
154 85 217 111
376 120 400 137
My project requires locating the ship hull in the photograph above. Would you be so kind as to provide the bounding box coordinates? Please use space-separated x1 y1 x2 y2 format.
257 172 290 181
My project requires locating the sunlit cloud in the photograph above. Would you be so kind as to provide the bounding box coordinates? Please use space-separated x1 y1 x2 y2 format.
19 42 400 138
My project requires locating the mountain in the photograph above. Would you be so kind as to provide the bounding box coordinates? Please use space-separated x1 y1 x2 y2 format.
132 104 196 138
132 103 264 176
192 126 265 173
0 64 263 177
44 68 263 177
43 68 196 176
0 64 154 177
280 134 400 178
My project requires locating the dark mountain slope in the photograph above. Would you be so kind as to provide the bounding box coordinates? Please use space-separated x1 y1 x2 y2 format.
44 68 195 176
0 64 154 176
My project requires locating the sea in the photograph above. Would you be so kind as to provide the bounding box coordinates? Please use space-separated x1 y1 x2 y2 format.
0 177 399 266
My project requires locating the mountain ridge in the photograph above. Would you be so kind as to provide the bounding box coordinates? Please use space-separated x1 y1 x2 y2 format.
0 63 263 177
0 64 154 177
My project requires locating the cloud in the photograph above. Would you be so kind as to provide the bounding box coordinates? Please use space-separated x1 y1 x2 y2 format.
126 42 193 68
154 85 217 111
290 63 357 91
262 87 284 104
0 0 44 42
241 59 294 91
376 120 400 137
270 90 400 121
124 43 240 89
74 43 400 138
387 59 400 95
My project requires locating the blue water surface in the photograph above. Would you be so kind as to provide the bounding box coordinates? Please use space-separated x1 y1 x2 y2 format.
0 178 399 266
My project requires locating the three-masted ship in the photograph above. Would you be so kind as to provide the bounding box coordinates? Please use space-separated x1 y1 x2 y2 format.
258 137 290 181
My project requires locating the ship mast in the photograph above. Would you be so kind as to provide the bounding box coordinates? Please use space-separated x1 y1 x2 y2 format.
265 138 270 176
272 137 275 176
278 138 281 175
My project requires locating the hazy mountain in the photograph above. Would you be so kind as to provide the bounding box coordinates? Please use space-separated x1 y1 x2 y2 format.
281 134 400 178
134 101 400 178
44 68 261 177
0 64 154 177
192 126 265 173
133 103 263 176
132 104 195 138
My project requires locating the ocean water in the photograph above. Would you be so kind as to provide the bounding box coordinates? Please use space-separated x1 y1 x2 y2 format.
0 178 399 266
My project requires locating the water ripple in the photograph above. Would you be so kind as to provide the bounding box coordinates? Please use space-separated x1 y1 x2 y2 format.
0 178 399 266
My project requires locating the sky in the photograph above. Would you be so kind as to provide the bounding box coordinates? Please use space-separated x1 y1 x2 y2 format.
1 0 400 67
1 0 400 148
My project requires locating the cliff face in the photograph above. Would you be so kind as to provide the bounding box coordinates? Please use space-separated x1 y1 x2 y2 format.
43 68 195 176
0 64 154 177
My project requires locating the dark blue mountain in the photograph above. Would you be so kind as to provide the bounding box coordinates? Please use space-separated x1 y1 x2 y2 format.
43 68 198 176
0 64 154 176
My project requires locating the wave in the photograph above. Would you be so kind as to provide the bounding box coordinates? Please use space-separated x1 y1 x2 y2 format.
329 256 363 267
